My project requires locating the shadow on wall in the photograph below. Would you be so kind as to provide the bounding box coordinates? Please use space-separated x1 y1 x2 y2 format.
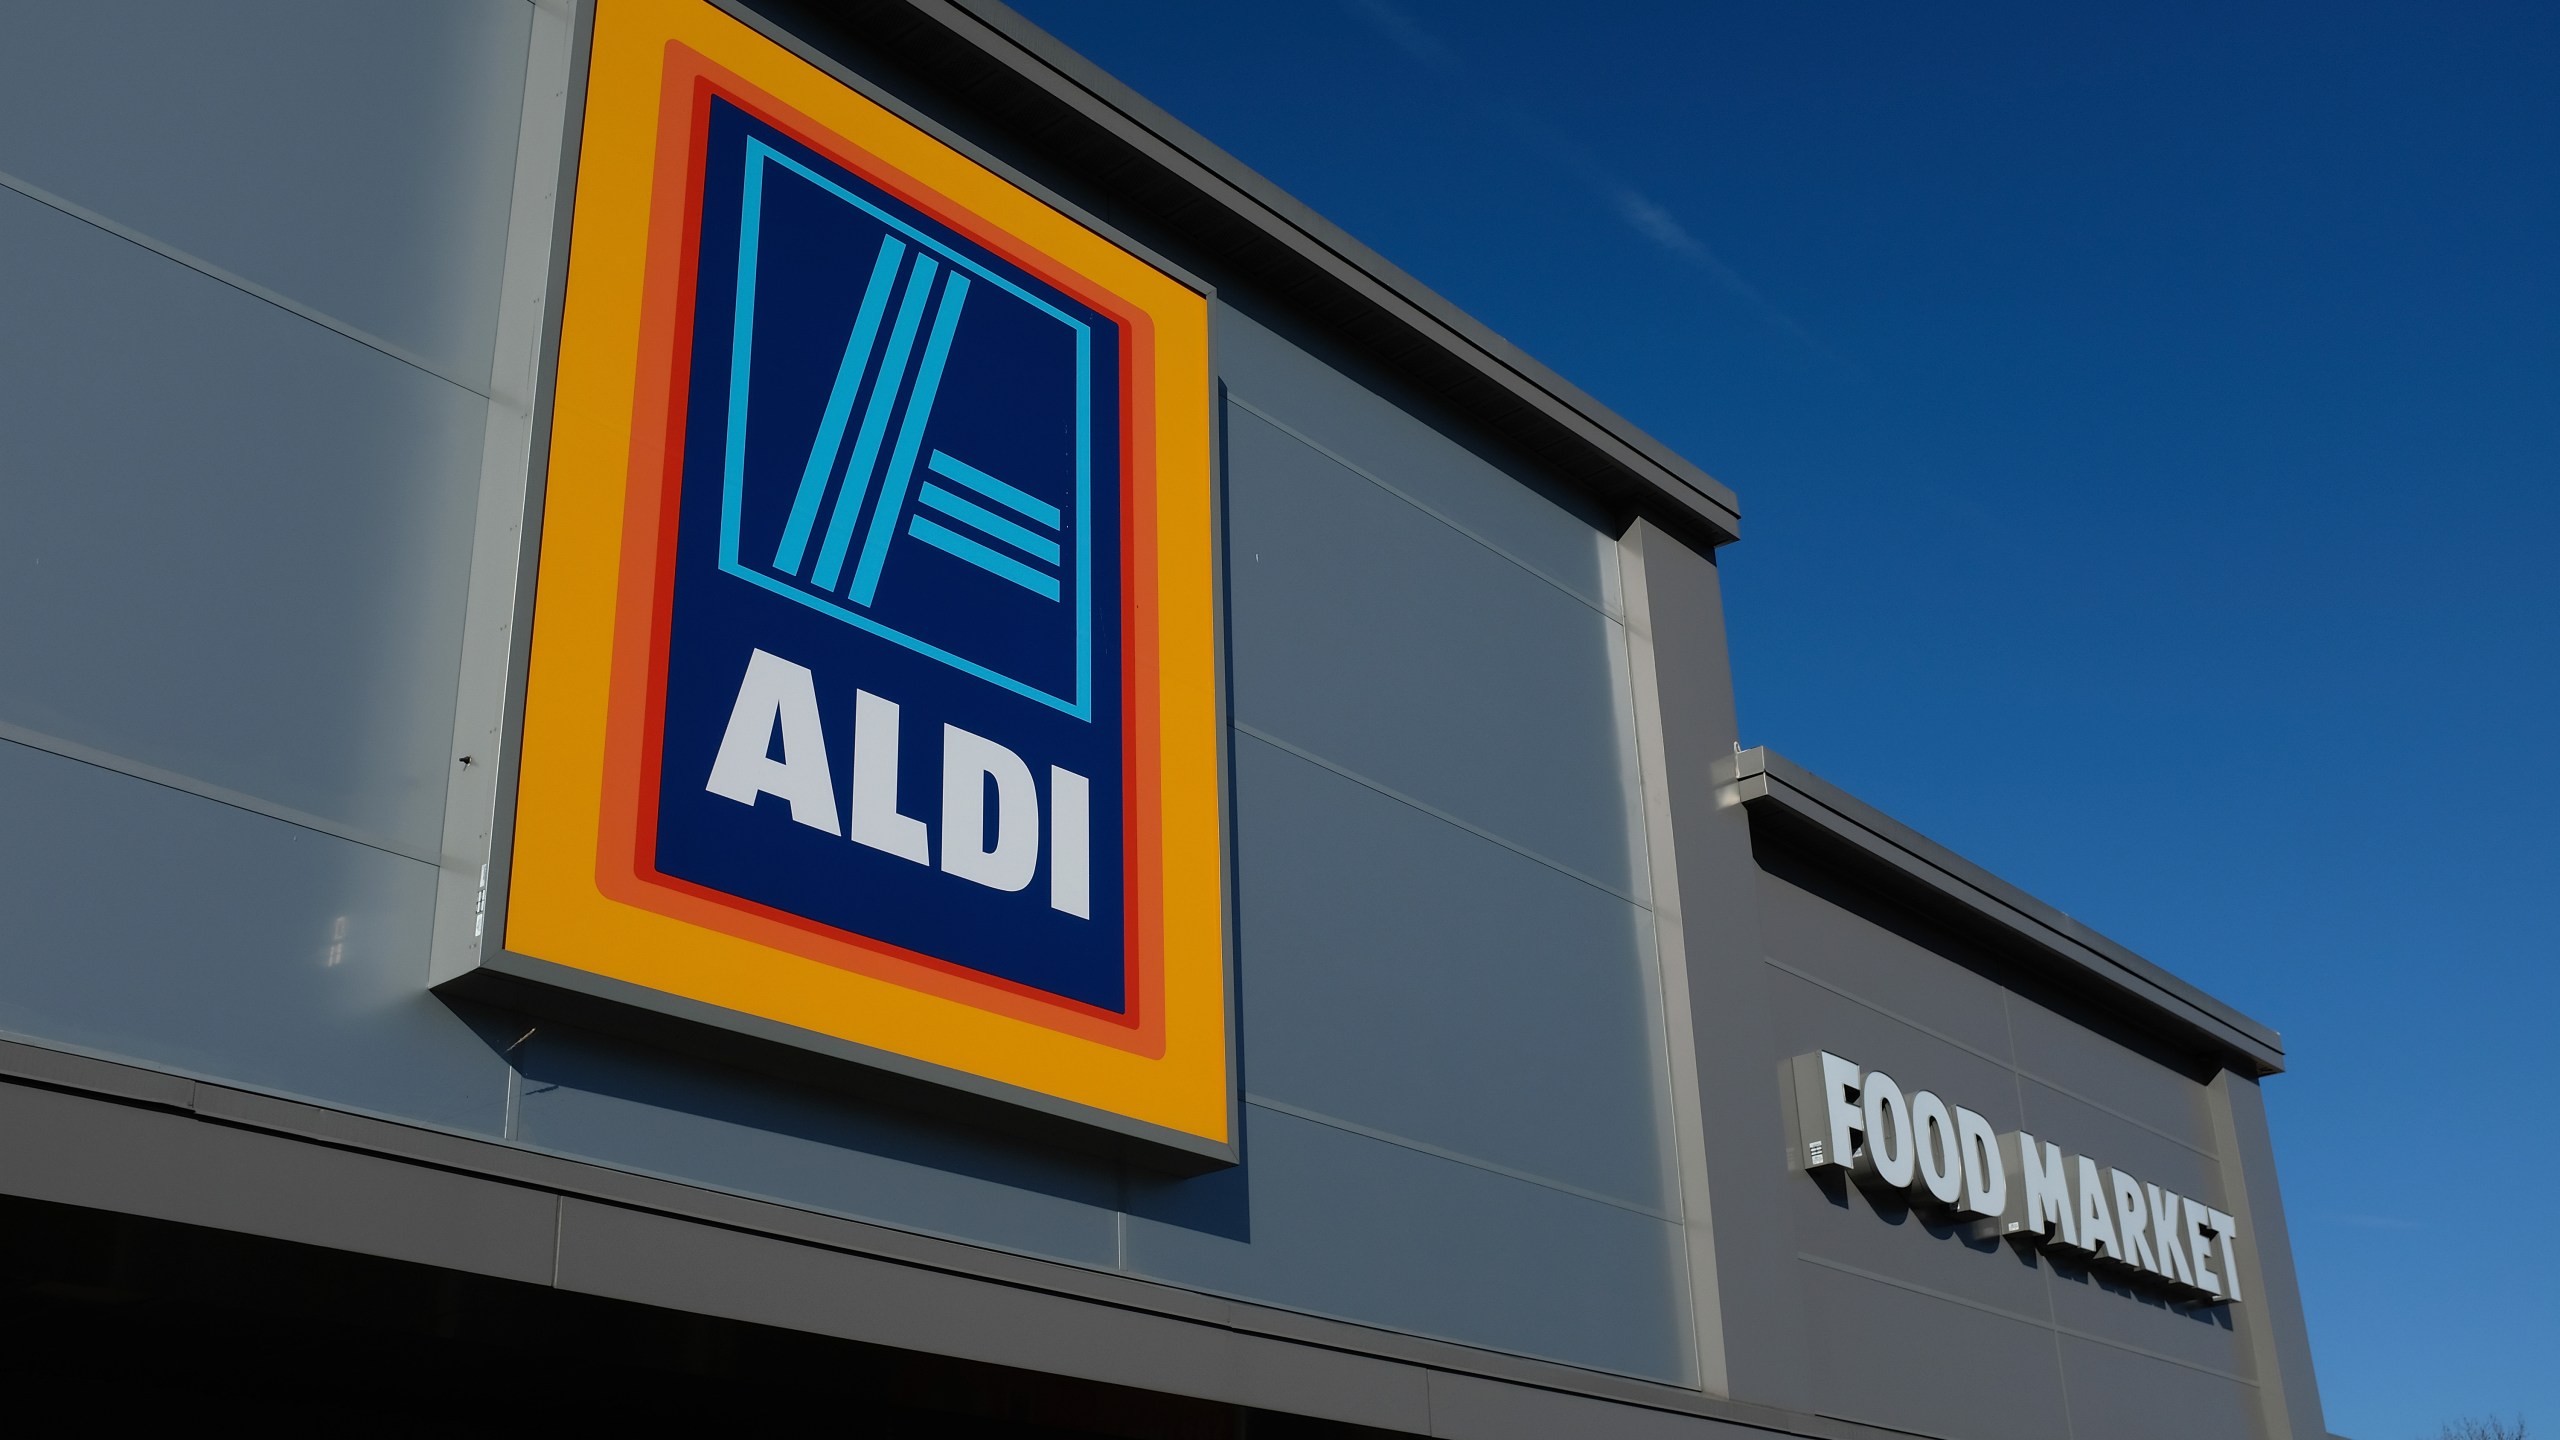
1124 1155 1252 1243
458 1007 1258 1245
1813 1167 2234 1331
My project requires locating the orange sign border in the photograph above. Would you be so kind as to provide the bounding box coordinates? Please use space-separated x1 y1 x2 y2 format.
502 0 1228 1147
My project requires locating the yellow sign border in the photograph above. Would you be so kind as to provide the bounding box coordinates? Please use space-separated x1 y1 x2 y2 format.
504 0 1228 1146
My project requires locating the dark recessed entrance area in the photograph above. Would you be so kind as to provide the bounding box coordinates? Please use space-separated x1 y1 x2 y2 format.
0 1194 1386 1437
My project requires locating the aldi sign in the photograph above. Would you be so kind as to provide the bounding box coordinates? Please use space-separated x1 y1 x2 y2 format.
673 98 1126 1011
467 0 1230 1161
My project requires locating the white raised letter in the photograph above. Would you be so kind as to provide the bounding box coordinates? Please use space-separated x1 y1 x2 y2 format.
2109 1169 2159 1273
1909 1091 1963 1207
1790 1052 1865 1172
705 650 838 833
1954 1106 2006 1220
848 689 929 864
2149 1185 2198 1288
2187 1201 2224 1299
941 725 1038 892
1999 1131 2077 1249
1857 1070 1916 1190
2073 1156 2121 1261
2209 1208 2243 1303
1049 766 1090 917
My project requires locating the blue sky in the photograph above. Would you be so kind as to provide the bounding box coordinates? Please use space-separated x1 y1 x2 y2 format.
1007 2 2556 1434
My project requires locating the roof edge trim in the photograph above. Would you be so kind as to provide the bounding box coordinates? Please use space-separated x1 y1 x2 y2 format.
878 0 1743 545
1734 747 2286 1076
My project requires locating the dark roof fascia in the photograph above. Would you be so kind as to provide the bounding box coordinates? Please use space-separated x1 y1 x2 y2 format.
844 0 1742 547
1734 747 2287 1076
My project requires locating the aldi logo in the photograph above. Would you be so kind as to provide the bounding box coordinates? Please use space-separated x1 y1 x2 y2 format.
664 96 1126 1012
715 127 1100 719
476 0 1231 1162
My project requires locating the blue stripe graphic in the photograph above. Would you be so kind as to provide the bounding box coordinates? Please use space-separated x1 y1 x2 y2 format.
811 257 941 591
849 273 972 606
906 516 1062 600
772 236 907 576
718 138 1099 720
915 482 1061 563
924 449 1063 529
718 155 768 572
1073 324 1091 727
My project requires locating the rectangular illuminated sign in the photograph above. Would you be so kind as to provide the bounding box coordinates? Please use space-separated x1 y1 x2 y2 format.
448 0 1231 1163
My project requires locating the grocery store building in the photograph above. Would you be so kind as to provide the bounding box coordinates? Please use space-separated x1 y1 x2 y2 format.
0 2 2332 1435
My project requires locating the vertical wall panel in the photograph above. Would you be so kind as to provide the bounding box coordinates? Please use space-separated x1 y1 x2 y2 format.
1203 298 1686 1379
0 192 488 859
1219 307 1620 612
1234 736 1672 1211
1756 860 2016 1060
0 743 507 1135
2058 1334 2264 1440
1224 403 1648 899
1758 844 2274 1434
2007 996 2220 1151
1125 1104 1693 1384
1799 1263 2074 1440
0 0 533 387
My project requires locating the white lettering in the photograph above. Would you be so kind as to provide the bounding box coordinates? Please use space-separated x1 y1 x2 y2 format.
1048 766 1091 918
2073 1155 2121 1261
2149 1185 2197 1287
1909 1091 1963 1207
705 650 839 834
2209 1207 2243 1303
2001 1131 2077 1249
1794 1053 2231 1306
848 689 929 864
941 724 1039 892
2187 1200 2223 1299
1954 1106 2006 1219
2109 1168 2160 1274
1857 1070 1916 1190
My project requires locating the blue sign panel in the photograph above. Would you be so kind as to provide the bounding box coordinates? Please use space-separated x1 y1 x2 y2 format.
652 98 1127 1012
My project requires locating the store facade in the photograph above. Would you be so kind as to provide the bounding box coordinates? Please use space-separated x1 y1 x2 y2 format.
0 2 2330 1435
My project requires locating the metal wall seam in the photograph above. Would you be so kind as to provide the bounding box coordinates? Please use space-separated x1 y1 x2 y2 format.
1733 747 2286 1075
0 1035 1934 1440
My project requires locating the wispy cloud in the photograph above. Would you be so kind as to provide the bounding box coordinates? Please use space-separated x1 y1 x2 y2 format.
1343 0 1459 72
1338 0 1840 365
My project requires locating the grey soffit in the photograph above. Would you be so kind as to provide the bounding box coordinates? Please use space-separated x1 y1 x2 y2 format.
783 0 1742 547
0 1035 1927 1440
1732 748 2286 1077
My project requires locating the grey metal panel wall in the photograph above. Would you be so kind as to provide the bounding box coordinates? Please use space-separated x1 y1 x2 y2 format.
0 740 506 1134
0 2 2332 1432
474 237 1694 1385
2208 1071 2332 1440
0 3 1694 1389
1163 302 1688 1380
1616 521 1807 1404
1754 853 2264 1439
1800 1262 2072 1440
0 182 489 862
1229 737 1670 1209
2058 1335 2264 1440
0 0 527 1131
1220 393 1647 896
1125 1104 1689 1382
0 0 534 392
511 1025 1124 1267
